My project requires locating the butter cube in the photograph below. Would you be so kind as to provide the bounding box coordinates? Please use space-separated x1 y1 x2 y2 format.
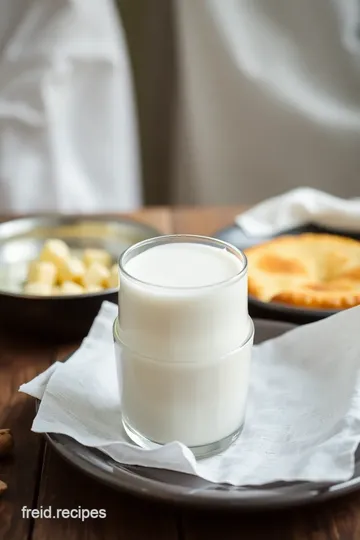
83 262 110 289
107 264 119 289
52 286 62 295
40 239 70 268
85 285 103 293
24 282 52 296
27 261 57 286
60 281 85 295
58 257 85 284
83 248 112 269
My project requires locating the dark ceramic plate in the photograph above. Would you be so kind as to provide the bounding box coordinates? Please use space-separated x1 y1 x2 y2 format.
215 222 360 325
39 319 360 510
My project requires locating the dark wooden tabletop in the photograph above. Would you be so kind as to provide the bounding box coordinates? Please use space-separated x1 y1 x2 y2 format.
1 206 360 540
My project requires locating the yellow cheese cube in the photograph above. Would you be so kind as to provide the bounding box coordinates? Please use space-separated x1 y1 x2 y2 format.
85 285 103 293
83 248 112 269
24 282 52 296
58 257 85 284
107 264 119 289
52 286 62 295
27 261 57 286
60 281 85 295
83 262 110 289
40 239 70 269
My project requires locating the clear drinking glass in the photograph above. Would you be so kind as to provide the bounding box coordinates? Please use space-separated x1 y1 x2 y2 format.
113 235 254 458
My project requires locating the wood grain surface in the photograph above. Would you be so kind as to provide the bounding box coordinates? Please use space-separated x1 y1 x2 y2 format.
173 206 246 236
1 206 359 540
0 338 55 540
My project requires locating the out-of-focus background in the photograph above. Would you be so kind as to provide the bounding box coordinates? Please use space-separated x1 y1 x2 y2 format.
119 0 176 207
1 0 360 212
119 0 360 207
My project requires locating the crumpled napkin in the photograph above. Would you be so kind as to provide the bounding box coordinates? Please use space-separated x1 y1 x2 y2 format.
20 301 360 486
236 188 360 236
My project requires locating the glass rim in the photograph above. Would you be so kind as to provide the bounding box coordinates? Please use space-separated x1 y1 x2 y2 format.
113 316 254 364
118 234 248 291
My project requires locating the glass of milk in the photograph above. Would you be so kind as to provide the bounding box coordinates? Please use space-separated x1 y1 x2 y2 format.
113 235 254 458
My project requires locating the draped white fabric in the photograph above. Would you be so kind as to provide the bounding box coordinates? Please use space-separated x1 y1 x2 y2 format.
0 0 141 212
173 0 360 204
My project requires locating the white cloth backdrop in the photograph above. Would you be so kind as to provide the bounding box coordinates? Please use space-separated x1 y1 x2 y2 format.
173 0 360 204
0 0 141 212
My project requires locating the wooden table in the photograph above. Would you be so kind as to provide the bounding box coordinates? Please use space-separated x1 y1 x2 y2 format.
1 206 359 540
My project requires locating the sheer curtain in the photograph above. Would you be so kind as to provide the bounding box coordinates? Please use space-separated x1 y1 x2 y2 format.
0 0 141 212
120 0 360 206
172 0 360 205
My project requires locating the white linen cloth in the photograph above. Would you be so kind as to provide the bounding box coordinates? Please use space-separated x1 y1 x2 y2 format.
173 0 360 204
236 188 360 236
20 301 360 486
0 0 141 212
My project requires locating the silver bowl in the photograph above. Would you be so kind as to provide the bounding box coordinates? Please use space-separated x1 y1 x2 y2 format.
0 215 160 342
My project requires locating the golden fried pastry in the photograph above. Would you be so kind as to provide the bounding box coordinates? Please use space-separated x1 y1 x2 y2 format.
245 234 360 310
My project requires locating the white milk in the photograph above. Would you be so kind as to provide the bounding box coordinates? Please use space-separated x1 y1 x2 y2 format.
115 238 253 452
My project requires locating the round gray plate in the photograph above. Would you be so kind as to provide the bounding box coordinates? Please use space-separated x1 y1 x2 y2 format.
41 319 360 510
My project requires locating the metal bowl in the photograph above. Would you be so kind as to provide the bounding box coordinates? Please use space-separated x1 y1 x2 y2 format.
0 216 161 342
